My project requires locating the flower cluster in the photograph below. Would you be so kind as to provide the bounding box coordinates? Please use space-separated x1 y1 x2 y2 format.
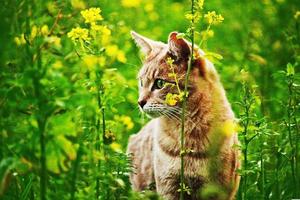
67 27 90 42
204 11 224 25
67 7 105 43
14 24 61 47
197 0 204 9
165 93 184 106
80 7 103 24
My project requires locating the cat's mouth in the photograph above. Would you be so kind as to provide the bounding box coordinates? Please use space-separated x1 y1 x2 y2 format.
143 105 163 118
142 103 181 119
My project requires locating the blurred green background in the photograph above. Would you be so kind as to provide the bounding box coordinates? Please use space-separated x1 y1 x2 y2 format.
0 0 299 199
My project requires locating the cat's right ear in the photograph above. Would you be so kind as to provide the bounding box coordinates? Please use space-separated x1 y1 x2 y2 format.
131 31 154 55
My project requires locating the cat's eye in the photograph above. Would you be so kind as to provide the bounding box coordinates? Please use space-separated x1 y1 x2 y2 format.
154 79 166 90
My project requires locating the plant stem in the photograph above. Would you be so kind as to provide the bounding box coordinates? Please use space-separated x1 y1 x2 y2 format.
180 0 195 199
95 73 106 199
260 131 265 200
70 134 85 200
241 83 251 200
33 49 47 200
287 75 297 197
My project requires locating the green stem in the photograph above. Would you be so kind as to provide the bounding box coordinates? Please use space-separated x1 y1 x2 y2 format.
96 82 102 199
260 132 265 200
180 0 195 199
70 135 84 200
241 83 251 200
199 24 211 47
287 76 297 197
95 73 106 199
33 49 47 200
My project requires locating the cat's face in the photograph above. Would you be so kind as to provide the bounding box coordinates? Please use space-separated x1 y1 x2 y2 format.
131 31 215 118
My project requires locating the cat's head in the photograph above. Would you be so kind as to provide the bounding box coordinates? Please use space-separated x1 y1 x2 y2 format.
131 31 218 119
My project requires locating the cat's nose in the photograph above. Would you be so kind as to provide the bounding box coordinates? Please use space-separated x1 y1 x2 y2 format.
138 100 147 109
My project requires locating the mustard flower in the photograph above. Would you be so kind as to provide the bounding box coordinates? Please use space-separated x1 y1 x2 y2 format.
14 34 26 46
80 7 103 24
67 27 90 41
165 93 184 106
198 0 204 9
71 0 86 10
204 11 224 25
41 25 49 36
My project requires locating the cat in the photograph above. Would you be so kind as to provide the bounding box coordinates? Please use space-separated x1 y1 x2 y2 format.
127 31 240 200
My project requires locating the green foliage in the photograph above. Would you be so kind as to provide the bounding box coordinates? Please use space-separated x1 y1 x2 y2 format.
0 0 299 200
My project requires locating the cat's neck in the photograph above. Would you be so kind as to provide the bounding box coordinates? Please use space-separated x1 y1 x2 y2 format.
156 84 234 154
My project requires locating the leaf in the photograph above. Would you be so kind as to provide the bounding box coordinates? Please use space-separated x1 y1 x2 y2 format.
248 53 267 65
57 135 77 160
46 151 60 174
20 175 33 200
205 51 223 61
286 63 295 76
176 33 186 39
0 158 17 196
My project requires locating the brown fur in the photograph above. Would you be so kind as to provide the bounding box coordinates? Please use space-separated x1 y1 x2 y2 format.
127 31 240 200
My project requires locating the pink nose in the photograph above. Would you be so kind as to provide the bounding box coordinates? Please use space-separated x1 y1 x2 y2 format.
138 100 147 108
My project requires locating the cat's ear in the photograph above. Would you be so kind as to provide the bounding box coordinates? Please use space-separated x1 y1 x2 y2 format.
168 32 190 60
131 31 156 55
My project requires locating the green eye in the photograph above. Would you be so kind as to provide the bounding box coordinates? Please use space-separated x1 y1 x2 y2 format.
155 79 165 89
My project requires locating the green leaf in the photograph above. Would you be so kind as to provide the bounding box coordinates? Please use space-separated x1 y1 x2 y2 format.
286 63 295 76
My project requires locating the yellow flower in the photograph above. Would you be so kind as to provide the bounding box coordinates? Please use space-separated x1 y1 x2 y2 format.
106 45 118 56
145 3 154 12
82 55 98 71
165 93 184 106
82 55 106 70
185 13 200 23
200 29 214 40
98 25 111 45
14 34 26 46
80 7 103 24
117 51 127 63
67 27 90 42
41 25 49 36
71 0 86 10
115 115 134 130
122 116 134 130
106 45 127 63
52 60 63 69
30 25 38 40
100 25 111 35
121 0 141 8
198 0 204 9
110 142 122 153
45 36 61 48
91 23 102 31
204 11 224 25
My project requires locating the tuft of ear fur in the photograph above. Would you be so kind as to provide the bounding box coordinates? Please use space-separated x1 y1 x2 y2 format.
168 32 191 61
131 31 161 56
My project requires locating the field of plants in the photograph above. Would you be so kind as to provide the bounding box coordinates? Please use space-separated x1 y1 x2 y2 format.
0 0 299 199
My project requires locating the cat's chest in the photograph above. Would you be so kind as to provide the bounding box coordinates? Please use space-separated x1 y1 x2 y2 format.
152 120 210 178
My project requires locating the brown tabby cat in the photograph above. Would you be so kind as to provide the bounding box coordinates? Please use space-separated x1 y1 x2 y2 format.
127 31 240 200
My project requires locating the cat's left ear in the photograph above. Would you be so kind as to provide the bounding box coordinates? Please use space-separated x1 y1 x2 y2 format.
168 32 191 61
131 31 158 55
